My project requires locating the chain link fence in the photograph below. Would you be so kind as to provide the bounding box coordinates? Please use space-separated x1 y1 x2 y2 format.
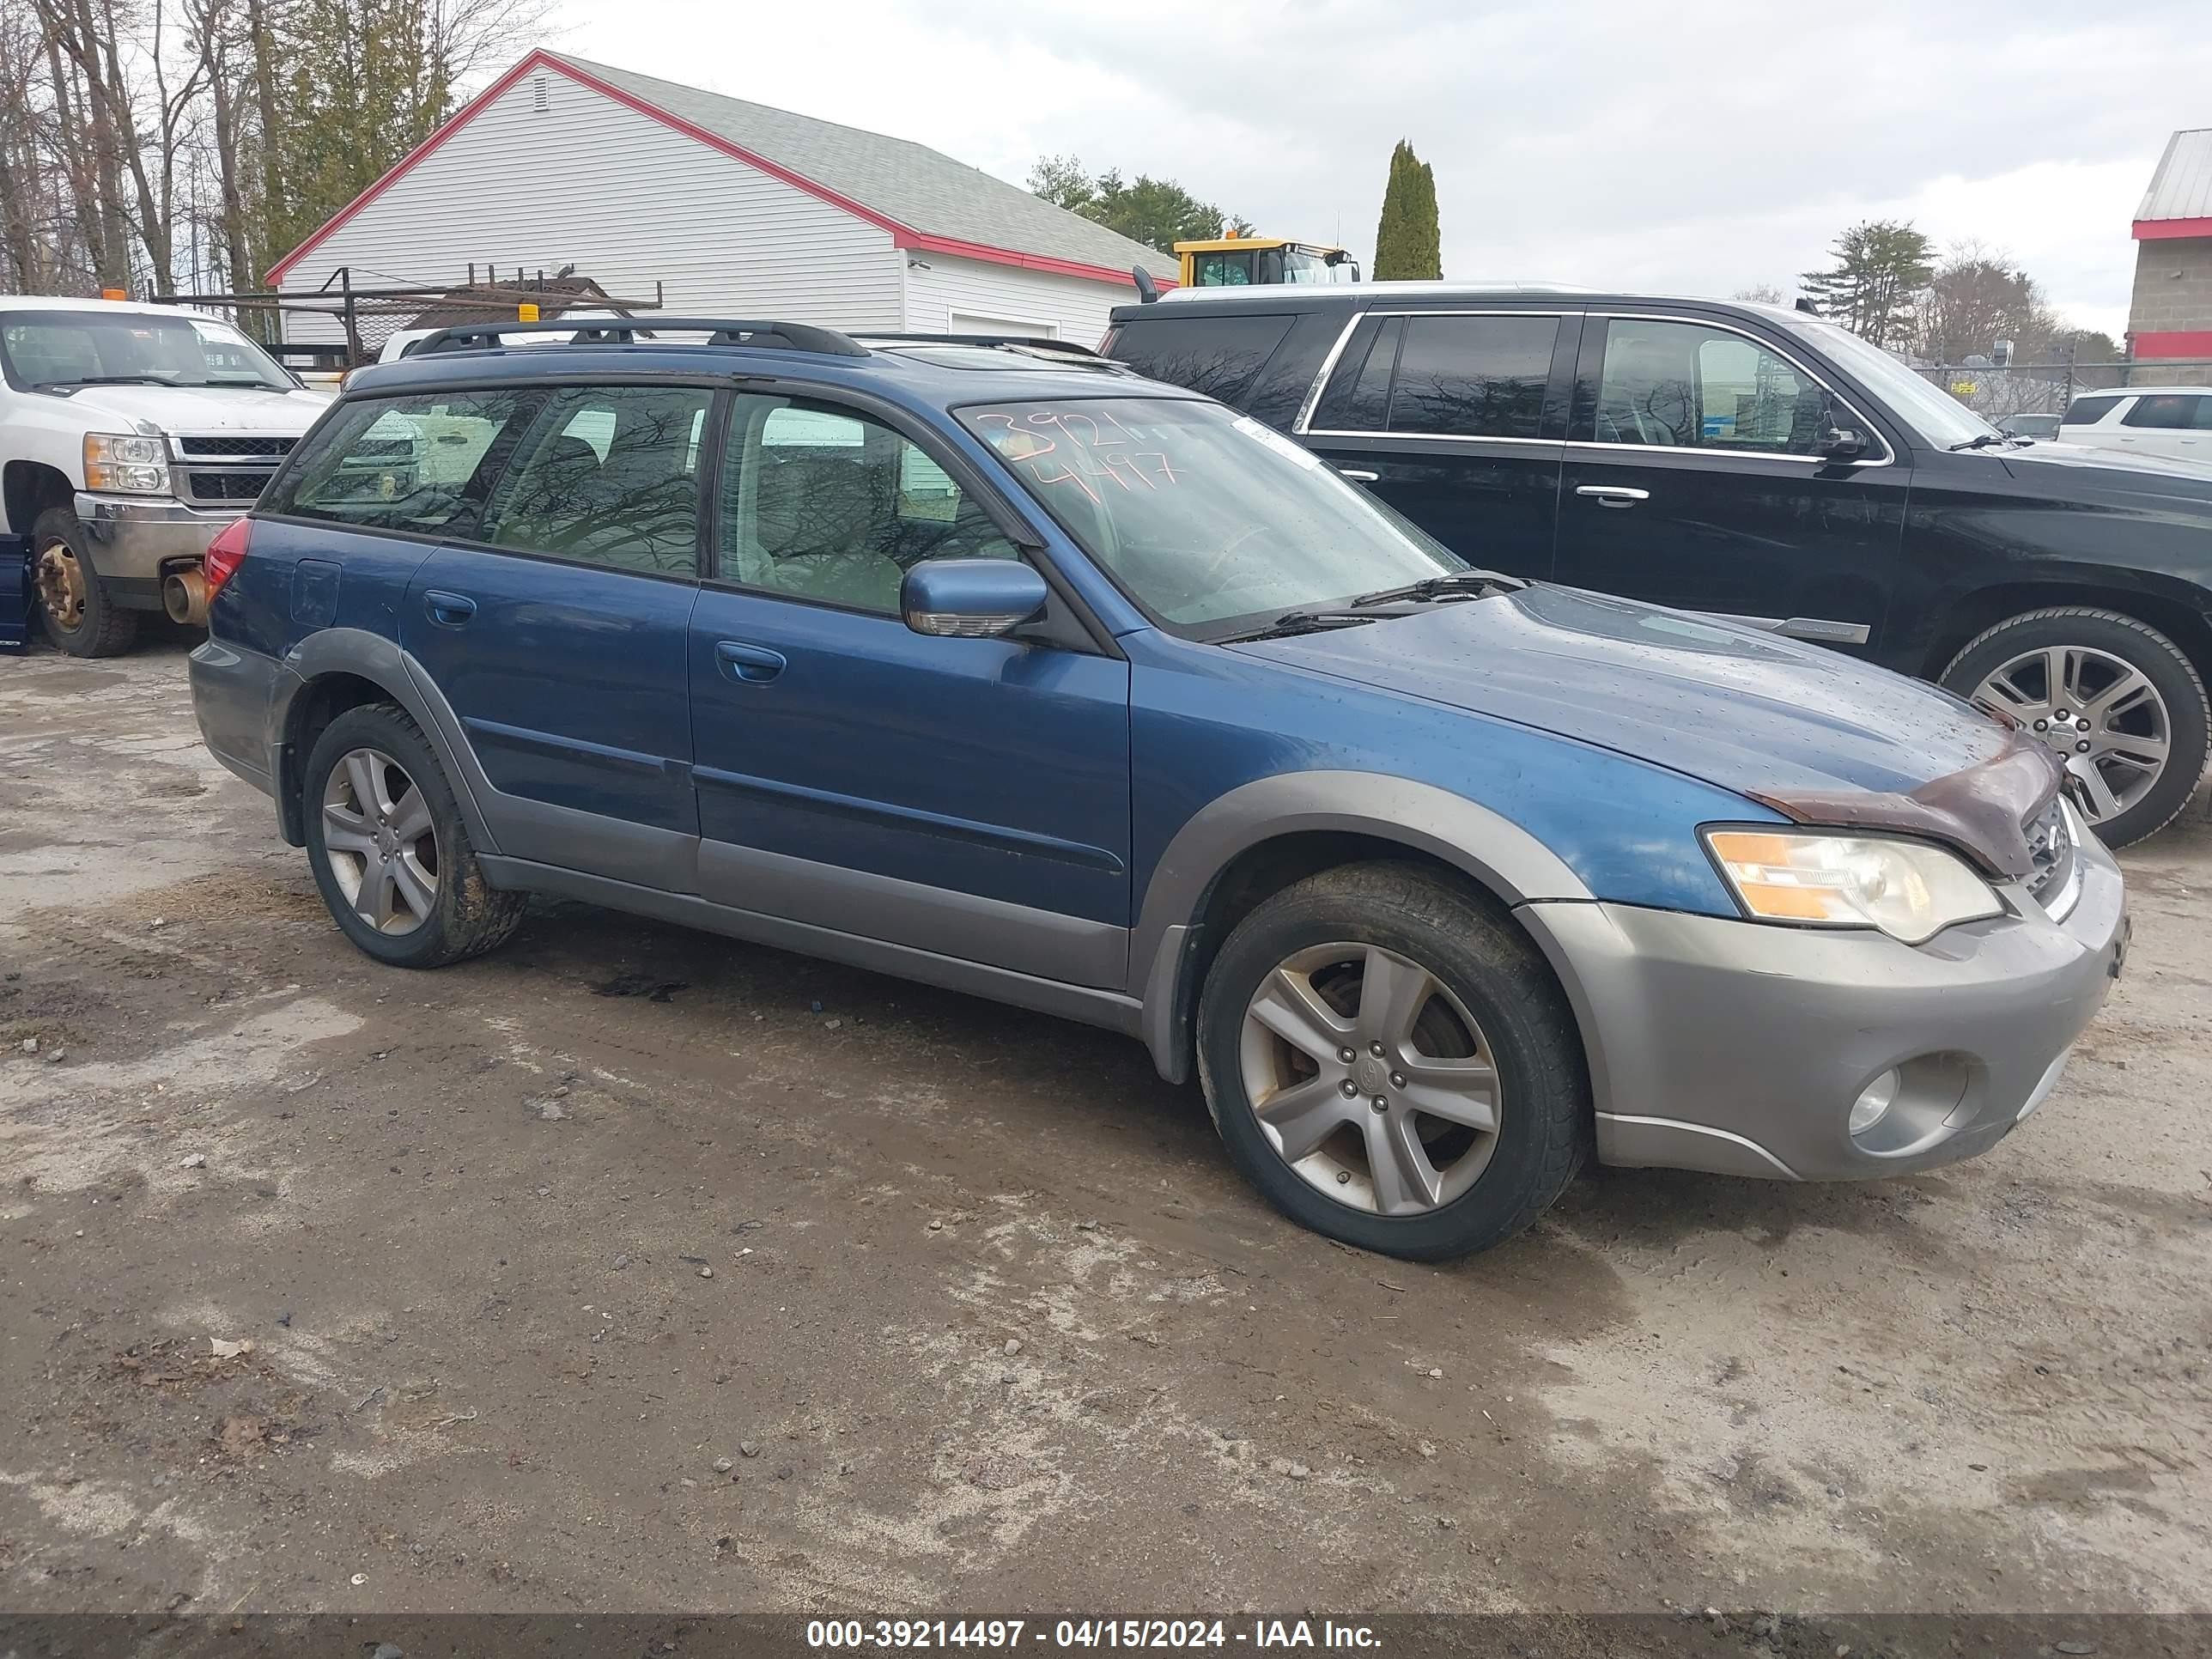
1910 358 2212 423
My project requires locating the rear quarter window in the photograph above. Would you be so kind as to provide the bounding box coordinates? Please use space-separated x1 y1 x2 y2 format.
2060 395 2121 425
1106 313 1294 406
263 388 539 537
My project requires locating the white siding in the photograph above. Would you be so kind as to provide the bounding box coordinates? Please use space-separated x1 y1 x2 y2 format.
276 62 901 345
901 256 1133 349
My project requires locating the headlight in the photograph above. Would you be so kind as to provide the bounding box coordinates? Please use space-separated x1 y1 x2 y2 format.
1704 829 2002 945
84 433 172 494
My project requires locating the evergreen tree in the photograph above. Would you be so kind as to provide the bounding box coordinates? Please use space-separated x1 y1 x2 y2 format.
1800 221 1936 349
1373 140 1440 282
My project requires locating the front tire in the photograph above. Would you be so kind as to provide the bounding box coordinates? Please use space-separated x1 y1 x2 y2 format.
32 507 137 657
1940 606 2209 848
1196 861 1589 1261
302 702 526 968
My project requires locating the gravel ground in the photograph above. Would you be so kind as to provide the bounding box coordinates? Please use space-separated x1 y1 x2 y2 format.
2 641 2208 1618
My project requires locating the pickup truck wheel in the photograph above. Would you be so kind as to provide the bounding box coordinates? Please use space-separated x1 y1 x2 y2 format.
303 702 526 969
1195 860 1589 1261
32 507 137 658
1941 606 2209 848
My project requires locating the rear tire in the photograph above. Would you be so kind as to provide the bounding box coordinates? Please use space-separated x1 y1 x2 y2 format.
32 507 137 658
1196 860 1589 1261
302 702 526 968
1939 606 2208 848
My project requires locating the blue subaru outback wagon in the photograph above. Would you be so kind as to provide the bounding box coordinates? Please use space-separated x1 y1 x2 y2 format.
188 319 2127 1259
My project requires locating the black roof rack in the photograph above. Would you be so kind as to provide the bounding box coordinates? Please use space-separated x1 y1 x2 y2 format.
856 331 1104 359
411 317 869 357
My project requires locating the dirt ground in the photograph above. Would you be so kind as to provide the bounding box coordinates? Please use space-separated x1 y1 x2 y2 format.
2 639 2208 1620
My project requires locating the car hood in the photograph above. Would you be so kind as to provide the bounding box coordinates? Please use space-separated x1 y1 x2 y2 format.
64 383 330 434
2002 438 2212 496
1229 585 2060 874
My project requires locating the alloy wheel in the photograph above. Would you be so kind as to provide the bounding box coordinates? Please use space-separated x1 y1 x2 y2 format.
33 538 86 632
1973 644 2172 825
320 747 440 933
1237 942 1502 1217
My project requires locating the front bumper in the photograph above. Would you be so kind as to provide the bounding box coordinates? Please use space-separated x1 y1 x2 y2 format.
74 492 240 595
1527 831 2126 1181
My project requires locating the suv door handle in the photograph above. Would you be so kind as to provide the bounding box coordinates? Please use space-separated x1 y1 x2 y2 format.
422 590 476 626
1575 485 1650 508
1338 469 1381 483
714 640 787 684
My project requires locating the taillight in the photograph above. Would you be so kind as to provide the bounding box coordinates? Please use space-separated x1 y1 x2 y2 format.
203 516 251 603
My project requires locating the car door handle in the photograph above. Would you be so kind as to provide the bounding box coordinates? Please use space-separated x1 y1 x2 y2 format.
714 640 787 684
1338 469 1380 483
422 590 476 627
1575 485 1650 508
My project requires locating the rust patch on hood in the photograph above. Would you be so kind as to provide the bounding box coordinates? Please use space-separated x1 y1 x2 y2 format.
1747 728 2065 881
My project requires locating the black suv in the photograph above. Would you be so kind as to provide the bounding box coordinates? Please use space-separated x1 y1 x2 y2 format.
1104 285 2212 846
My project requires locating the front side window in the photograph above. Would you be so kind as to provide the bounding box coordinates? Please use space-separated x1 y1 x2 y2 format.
0 308 293 391
719 396 1019 613
1109 313 1293 405
482 384 712 575
268 388 539 536
961 397 1463 637
1595 319 1826 454
2120 393 2208 430
1389 314 1558 439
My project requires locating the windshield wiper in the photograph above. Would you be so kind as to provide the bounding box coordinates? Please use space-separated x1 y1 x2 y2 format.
1231 610 1384 641
1348 568 1527 607
34 375 176 390
1948 433 2010 452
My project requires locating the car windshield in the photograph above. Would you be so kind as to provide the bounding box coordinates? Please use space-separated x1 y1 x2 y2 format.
1786 318 1996 449
959 398 1465 637
0 308 293 391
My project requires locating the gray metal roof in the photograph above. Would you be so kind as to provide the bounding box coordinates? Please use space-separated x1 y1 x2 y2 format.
550 54 1179 281
2137 129 2212 222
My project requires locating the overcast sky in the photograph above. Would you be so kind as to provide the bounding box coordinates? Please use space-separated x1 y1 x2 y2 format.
547 0 2212 342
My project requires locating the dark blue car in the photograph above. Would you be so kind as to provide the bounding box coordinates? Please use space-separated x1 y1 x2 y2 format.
186 320 2127 1259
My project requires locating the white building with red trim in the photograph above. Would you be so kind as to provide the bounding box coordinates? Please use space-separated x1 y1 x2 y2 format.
268 51 1178 349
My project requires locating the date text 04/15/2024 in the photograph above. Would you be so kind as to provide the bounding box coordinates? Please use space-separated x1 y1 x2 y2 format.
805 1620 1382 1650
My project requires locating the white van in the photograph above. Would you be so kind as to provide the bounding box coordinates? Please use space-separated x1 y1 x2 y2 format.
2056 386 2212 463
2 295 329 655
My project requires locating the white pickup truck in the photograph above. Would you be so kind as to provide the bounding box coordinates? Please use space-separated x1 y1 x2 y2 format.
2 295 329 655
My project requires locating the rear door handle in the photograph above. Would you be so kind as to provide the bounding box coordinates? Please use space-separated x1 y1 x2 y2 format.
1575 485 1650 508
422 589 476 626
714 639 787 684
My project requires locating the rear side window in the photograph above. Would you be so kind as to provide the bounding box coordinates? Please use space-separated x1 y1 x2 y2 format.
2061 394 2121 425
1109 313 1293 405
1387 314 1558 439
1310 315 1404 431
266 389 538 536
481 384 713 575
2120 393 2211 430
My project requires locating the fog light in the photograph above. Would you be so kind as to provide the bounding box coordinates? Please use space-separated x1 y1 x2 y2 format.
1850 1068 1901 1137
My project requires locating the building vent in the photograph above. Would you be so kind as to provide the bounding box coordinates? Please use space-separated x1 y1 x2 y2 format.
532 74 550 112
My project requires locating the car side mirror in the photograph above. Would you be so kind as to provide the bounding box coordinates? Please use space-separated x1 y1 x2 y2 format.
1815 422 1868 460
901 560 1049 639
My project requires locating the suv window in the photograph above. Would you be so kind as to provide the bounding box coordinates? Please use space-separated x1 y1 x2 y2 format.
267 388 538 535
1310 315 1404 431
1109 313 1293 405
2061 393 2122 425
719 395 1019 612
2119 392 2212 430
482 384 712 575
1388 314 1557 439
1595 319 1827 454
